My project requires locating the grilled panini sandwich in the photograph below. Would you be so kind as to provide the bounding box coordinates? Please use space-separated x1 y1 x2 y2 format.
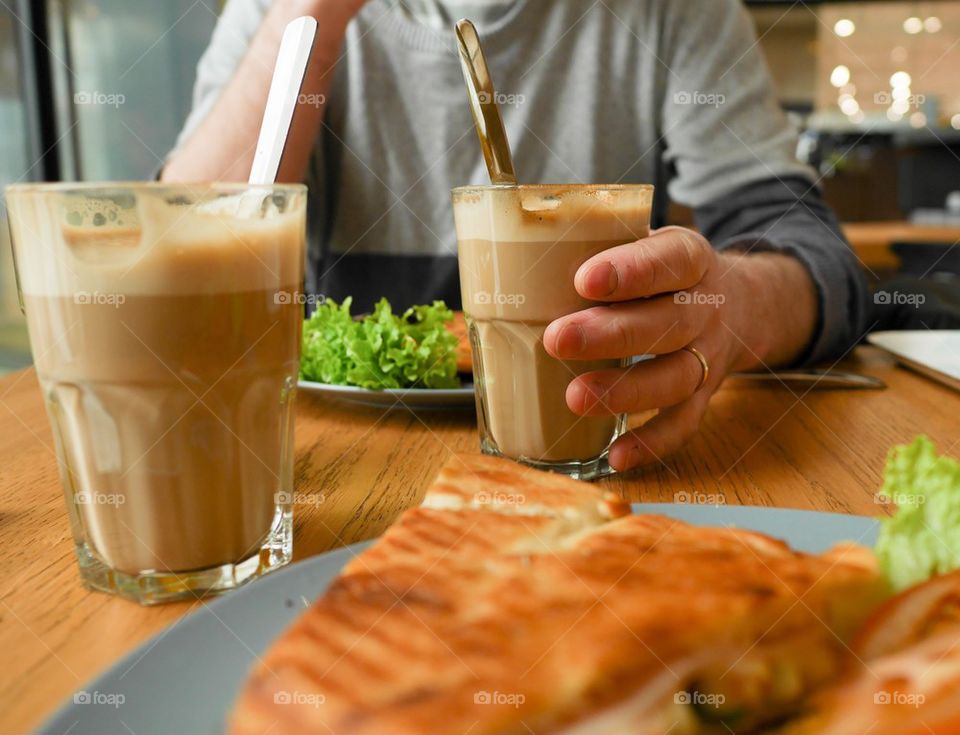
780 570 960 735
231 454 887 735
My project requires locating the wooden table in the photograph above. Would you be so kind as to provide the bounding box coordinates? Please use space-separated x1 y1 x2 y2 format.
843 220 960 273
2 347 959 734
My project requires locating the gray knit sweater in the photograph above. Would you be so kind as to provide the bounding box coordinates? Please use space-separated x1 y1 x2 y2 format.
170 0 869 364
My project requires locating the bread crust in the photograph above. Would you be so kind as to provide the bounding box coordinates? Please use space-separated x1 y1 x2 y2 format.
781 571 960 735
230 454 884 735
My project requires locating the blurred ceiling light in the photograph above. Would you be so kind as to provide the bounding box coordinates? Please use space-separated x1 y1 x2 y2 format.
834 19 856 37
924 16 942 33
840 97 860 116
849 110 865 124
830 65 851 87
892 86 911 101
903 16 924 34
952 114 960 130
890 71 912 88
891 98 911 115
887 109 903 122
909 111 927 128
892 46 908 63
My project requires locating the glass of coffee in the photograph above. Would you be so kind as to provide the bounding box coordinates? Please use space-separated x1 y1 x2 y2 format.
5 182 306 604
452 184 653 480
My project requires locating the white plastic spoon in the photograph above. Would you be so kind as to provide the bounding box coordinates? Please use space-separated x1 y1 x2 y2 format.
249 16 318 185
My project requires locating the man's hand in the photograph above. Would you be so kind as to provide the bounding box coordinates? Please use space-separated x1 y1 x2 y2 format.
543 227 818 472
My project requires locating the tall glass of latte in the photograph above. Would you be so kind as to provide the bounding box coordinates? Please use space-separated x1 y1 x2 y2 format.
452 184 653 480
5 183 306 604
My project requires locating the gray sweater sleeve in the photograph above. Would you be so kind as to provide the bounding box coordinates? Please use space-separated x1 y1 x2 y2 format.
657 0 869 365
657 0 814 207
694 176 871 366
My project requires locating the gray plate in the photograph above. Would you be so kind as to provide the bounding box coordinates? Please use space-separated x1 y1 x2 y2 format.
35 504 879 735
297 379 475 408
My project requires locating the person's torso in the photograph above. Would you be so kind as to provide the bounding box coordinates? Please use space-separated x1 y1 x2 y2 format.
309 0 666 310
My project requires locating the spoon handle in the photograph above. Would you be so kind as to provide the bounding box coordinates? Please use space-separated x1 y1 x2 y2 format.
729 370 886 390
455 19 517 185
249 16 317 185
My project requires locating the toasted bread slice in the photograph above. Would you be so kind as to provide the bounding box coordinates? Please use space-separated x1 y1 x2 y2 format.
231 455 885 735
779 625 960 735
785 572 960 735
780 571 960 735
341 454 630 577
853 569 960 659
420 452 631 520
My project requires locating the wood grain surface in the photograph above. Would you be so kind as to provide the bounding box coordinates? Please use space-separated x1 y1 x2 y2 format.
843 220 960 272
2 346 958 733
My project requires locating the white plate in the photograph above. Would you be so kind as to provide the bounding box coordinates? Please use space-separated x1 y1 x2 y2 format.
297 379 475 408
36 504 878 735
867 330 960 392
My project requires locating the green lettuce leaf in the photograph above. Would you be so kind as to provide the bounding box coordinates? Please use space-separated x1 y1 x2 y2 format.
875 436 960 590
299 297 460 390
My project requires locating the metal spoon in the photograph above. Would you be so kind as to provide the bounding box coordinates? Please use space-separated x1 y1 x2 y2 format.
728 369 886 390
454 19 517 185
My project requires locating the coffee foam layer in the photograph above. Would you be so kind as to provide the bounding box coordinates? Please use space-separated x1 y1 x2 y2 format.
9 191 304 297
452 187 652 243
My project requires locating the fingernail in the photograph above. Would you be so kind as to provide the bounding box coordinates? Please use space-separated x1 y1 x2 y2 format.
577 378 609 412
620 444 643 471
555 323 586 357
610 442 640 471
583 262 618 297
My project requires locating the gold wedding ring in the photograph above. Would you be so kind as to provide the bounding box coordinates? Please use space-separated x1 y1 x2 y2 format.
683 346 710 391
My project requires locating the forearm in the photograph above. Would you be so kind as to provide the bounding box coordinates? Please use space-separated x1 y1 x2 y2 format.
695 176 870 366
163 0 359 183
719 250 817 370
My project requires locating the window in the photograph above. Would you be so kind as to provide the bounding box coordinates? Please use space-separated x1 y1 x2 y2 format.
0 8 34 371
0 0 219 373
